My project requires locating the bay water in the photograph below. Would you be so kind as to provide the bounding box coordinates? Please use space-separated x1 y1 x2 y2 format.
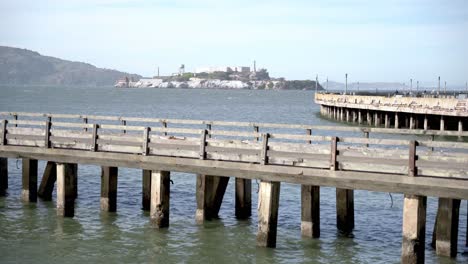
0 86 466 263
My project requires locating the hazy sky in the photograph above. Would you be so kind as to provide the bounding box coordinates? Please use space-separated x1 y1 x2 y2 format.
1 0 467 85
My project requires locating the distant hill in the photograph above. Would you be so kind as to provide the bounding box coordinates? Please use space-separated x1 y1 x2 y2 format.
0 46 141 86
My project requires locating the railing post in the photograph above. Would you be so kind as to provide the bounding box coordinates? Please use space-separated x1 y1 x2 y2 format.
306 128 312 144
330 136 338 170
199 129 207 160
83 117 88 132
142 127 150 156
363 131 369 148
91 124 99 152
44 116 51 148
120 120 127 134
408 140 417 177
13 114 17 127
254 125 259 142
206 124 212 139
162 121 167 136
260 133 270 165
1 120 7 145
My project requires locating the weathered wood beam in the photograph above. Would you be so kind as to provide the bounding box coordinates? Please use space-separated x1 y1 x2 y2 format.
195 174 229 223
435 198 460 257
235 178 251 219
101 166 118 212
22 158 37 202
301 185 320 238
401 194 427 264
257 180 280 247
142 169 151 211
1 146 468 200
56 163 77 217
38 161 56 200
150 170 170 228
0 157 7 196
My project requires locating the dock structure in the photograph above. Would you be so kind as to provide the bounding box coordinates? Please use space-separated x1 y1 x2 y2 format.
315 93 468 132
0 112 468 263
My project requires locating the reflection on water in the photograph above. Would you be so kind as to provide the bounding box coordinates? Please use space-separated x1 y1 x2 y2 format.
0 86 466 263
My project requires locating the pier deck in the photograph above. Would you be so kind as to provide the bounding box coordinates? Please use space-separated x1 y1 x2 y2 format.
1 112 467 263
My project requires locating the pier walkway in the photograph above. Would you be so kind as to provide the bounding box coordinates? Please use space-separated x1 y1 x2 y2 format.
315 93 468 132
0 112 467 263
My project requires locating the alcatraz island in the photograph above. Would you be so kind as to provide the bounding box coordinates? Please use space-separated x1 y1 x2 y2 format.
115 62 323 90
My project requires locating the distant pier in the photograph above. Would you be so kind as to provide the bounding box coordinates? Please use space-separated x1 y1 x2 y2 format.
315 93 467 132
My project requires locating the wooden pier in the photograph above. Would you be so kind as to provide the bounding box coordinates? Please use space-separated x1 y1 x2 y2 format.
315 93 468 132
1 112 468 263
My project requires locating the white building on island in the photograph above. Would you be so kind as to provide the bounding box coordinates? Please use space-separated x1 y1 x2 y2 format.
195 66 250 74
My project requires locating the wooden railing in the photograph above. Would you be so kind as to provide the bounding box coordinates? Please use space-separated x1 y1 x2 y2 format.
0 112 467 180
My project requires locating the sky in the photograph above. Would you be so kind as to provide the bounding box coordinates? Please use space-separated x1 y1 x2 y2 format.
1 0 467 85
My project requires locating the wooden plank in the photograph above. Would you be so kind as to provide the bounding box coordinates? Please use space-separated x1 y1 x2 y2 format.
51 129 91 138
419 141 468 150
99 124 145 131
9 120 44 126
52 122 93 129
9 127 74 137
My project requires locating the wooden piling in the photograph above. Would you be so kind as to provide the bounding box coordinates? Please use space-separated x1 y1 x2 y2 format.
384 113 389 128
101 166 118 212
142 169 151 211
56 163 77 217
195 174 229 223
395 113 399 128
0 157 7 196
22 158 38 202
336 189 354 233
435 198 461 257
38 161 56 200
235 178 252 219
401 195 427 264
358 111 362 124
423 116 428 131
257 180 280 248
440 116 445 131
150 170 170 228
301 185 320 238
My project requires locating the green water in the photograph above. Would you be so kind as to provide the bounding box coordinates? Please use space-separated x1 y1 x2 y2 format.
0 86 466 263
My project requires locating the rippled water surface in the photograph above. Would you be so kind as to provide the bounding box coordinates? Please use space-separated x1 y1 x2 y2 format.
0 86 467 263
